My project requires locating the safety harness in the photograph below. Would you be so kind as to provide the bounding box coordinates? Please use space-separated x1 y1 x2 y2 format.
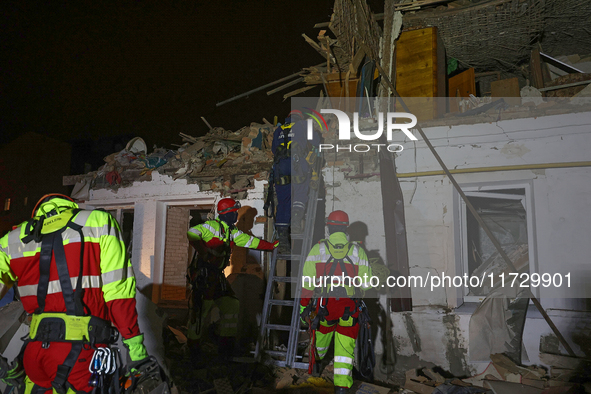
264 124 292 218
187 220 234 335
22 208 119 394
308 240 375 379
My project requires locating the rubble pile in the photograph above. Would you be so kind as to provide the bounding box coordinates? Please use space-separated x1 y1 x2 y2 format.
67 122 276 198
403 353 591 394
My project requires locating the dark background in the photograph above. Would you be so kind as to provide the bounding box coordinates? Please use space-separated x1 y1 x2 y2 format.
0 1 382 153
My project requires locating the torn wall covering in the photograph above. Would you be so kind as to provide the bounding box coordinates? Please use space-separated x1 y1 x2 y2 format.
319 104 591 377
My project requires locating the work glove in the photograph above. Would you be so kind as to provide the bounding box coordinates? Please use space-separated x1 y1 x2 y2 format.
122 334 149 362
300 304 311 325
123 356 166 394
0 356 25 389
255 240 279 251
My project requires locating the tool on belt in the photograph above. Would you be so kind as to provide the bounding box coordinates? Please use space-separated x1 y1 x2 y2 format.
21 208 120 394
89 347 118 389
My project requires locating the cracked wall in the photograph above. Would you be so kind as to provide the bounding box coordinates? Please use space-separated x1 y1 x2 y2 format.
330 111 591 375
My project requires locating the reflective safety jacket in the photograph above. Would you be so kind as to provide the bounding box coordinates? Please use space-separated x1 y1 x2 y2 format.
187 219 274 269
300 232 372 307
0 198 141 340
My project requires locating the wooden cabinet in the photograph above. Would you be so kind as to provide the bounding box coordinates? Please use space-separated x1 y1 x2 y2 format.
396 27 447 120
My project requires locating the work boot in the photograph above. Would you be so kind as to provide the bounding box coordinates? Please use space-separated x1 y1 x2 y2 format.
276 227 290 255
312 356 331 377
291 206 305 234
334 386 349 394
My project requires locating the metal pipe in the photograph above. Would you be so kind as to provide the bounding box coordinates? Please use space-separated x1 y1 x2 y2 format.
396 161 591 178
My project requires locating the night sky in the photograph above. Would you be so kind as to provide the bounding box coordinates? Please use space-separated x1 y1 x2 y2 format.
1 1 383 150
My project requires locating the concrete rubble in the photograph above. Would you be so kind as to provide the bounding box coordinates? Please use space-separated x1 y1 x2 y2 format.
402 352 591 394
65 121 275 199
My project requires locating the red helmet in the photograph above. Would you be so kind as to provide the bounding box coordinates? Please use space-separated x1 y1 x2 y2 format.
217 198 241 215
326 210 349 226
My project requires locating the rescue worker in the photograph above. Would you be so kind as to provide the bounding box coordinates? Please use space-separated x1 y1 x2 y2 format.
299 210 373 393
186 198 277 364
0 194 154 394
267 117 320 253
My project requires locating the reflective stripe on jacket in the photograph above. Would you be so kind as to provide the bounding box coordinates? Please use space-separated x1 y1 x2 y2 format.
0 198 140 339
188 219 261 250
301 232 372 304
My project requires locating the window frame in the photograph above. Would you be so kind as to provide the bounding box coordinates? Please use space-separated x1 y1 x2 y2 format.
455 181 538 303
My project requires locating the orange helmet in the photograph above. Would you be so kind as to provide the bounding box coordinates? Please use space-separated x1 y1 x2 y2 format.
31 194 74 218
217 198 241 215
326 210 349 226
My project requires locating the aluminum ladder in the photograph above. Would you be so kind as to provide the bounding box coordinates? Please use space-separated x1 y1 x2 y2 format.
255 167 321 369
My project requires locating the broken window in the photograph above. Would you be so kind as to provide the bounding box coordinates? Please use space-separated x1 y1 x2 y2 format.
459 187 531 301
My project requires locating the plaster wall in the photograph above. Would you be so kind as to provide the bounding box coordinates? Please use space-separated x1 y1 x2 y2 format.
81 172 268 371
332 112 591 375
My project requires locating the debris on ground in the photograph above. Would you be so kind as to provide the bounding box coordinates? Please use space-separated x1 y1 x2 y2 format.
356 382 392 393
401 350 591 394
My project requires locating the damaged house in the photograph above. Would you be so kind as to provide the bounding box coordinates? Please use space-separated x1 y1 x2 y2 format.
63 124 276 304
30 0 590 391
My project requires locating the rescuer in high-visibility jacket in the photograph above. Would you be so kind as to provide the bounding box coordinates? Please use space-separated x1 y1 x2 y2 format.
0 194 152 394
186 198 277 364
299 210 372 393
266 116 321 253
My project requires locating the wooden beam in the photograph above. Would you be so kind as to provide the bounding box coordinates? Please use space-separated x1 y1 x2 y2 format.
266 77 304 96
216 65 322 107
282 85 315 100
314 13 384 28
540 52 584 74
395 0 453 11
200 116 213 131
530 49 545 89
302 34 336 64
539 80 591 92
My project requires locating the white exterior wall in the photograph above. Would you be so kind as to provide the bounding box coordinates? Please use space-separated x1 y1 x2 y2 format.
86 171 267 297
83 171 268 369
331 111 591 376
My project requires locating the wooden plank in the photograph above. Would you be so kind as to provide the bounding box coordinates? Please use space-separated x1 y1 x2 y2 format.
302 34 335 64
266 77 304 95
395 0 452 11
530 49 545 89
540 52 584 74
539 80 591 92
436 28 447 116
349 48 366 75
484 380 543 394
539 353 590 370
491 77 520 105
396 27 441 111
282 85 315 100
216 66 318 107
448 68 475 112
